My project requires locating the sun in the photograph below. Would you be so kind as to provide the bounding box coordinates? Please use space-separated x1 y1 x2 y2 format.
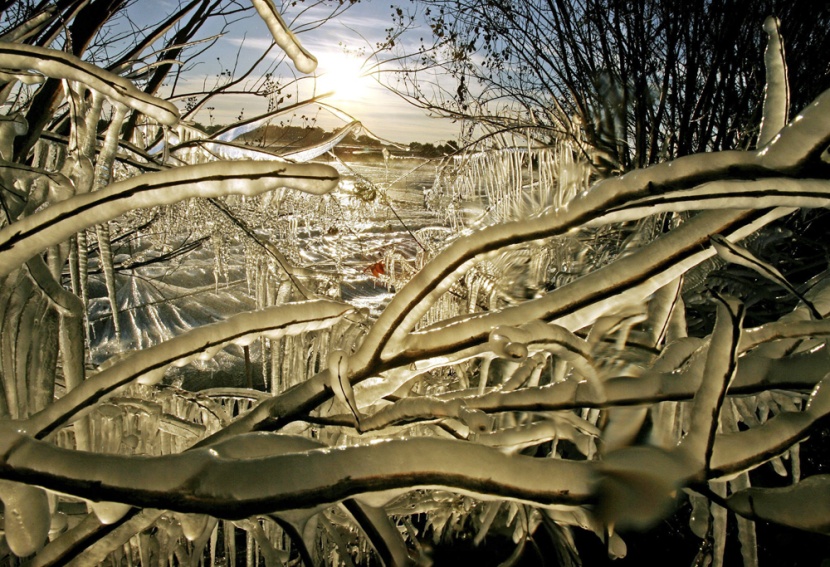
316 52 373 103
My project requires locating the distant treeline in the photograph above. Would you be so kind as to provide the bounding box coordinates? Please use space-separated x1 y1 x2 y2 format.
191 123 458 159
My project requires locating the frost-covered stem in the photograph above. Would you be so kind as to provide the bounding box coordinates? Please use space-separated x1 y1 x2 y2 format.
0 161 339 276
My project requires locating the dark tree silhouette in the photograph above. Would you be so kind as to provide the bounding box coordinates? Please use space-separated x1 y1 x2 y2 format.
384 0 830 173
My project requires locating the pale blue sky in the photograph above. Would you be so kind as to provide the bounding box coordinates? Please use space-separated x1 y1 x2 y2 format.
171 1 460 144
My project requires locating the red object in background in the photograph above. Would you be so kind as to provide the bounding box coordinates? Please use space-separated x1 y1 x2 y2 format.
366 261 385 278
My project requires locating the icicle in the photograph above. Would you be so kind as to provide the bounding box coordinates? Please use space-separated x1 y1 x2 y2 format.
731 473 759 567
212 233 226 290
477 357 492 396
688 490 710 539
246 530 255 567
138 531 153 566
97 221 121 340
210 522 219 567
281 335 294 389
261 335 271 393
707 481 728 567
282 121 362 162
791 444 801 483
88 105 129 347
90 501 132 524
465 271 481 313
0 480 50 556
226 520 237 567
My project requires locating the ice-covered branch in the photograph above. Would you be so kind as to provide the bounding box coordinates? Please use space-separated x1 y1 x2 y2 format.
0 161 339 276
0 43 179 126
3 377 828 523
592 178 830 225
711 372 830 477
396 208 787 361
0 433 594 517
678 293 744 474
194 208 790 444
336 344 829 428
740 318 830 352
250 0 318 74
726 475 830 535
759 16 789 146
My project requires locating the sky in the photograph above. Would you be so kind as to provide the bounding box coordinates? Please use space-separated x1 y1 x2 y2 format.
175 1 460 144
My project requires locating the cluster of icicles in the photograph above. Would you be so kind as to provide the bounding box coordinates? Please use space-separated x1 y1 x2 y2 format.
433 140 592 227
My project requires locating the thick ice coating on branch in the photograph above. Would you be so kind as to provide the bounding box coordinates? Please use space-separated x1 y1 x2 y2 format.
759 16 789 146
679 294 743 473
0 42 179 125
251 0 318 73
727 475 830 534
0 161 339 275
0 433 593 517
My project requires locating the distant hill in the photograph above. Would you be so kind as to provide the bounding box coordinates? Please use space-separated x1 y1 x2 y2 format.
217 124 459 160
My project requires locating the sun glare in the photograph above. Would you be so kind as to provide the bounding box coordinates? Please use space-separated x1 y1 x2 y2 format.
317 53 373 102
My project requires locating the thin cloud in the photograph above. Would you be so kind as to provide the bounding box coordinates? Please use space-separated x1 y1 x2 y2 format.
190 2 457 144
